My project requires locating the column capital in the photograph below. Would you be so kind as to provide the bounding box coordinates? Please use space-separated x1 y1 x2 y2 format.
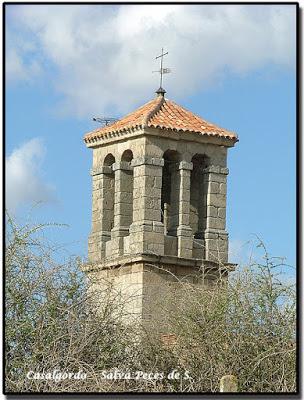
131 156 164 167
112 161 133 171
178 161 193 171
90 166 113 176
169 161 193 172
202 165 229 175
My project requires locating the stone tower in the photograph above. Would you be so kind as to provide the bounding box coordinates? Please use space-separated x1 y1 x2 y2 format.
83 88 238 326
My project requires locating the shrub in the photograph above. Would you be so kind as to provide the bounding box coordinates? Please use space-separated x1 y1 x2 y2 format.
5 216 296 393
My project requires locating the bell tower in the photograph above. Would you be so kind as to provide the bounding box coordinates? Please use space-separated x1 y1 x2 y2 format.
83 88 238 327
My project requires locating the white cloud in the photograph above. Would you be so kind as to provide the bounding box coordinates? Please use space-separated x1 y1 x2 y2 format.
6 48 42 83
6 49 28 82
5 31 42 83
6 4 296 117
6 138 55 213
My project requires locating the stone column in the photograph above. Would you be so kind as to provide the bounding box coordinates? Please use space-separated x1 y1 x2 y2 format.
111 161 133 256
88 165 114 262
203 165 229 263
177 161 193 258
129 156 165 256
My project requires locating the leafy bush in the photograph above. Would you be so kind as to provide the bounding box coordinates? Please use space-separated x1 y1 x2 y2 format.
5 216 296 393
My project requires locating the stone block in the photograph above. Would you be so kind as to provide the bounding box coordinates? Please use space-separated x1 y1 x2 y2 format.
178 212 190 226
133 187 143 199
220 167 229 175
144 208 162 221
164 235 178 256
134 175 162 190
218 207 226 219
112 161 133 171
152 221 165 234
117 178 134 192
91 220 101 232
209 182 220 194
178 161 193 170
207 206 218 218
129 230 164 256
91 165 112 176
105 240 112 257
205 237 228 252
144 197 161 210
102 198 114 209
111 226 129 238
207 217 225 230
193 239 205 259
131 156 164 167
204 165 220 174
177 225 193 237
133 176 146 189
220 183 227 194
207 173 227 183
92 180 101 191
207 193 226 208
110 237 125 256
178 236 193 258
132 209 143 222
119 192 133 203
142 186 162 198
145 165 164 177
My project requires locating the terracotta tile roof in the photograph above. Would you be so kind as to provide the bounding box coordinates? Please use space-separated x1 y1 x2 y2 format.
84 95 238 144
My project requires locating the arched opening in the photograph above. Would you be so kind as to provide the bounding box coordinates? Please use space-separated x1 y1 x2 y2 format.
104 153 115 166
103 153 115 233
121 149 133 163
161 150 180 236
190 154 209 238
120 150 134 232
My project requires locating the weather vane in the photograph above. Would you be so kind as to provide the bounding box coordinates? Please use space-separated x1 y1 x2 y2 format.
153 48 171 91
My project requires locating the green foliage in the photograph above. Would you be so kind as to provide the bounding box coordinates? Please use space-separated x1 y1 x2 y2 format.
5 216 132 392
5 217 296 393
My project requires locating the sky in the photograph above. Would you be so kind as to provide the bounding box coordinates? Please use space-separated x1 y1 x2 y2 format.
5 4 297 276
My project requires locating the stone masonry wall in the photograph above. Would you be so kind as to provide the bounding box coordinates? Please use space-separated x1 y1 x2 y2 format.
88 132 230 264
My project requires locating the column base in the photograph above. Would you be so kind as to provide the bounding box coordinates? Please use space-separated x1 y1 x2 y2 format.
88 231 111 262
109 226 130 256
204 229 228 263
129 221 165 256
177 225 193 258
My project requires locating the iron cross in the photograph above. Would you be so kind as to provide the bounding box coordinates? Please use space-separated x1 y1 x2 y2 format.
155 48 170 88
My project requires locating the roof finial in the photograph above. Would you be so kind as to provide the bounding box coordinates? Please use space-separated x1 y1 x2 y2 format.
153 48 171 96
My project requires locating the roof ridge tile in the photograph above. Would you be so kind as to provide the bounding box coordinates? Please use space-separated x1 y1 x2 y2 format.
142 95 165 128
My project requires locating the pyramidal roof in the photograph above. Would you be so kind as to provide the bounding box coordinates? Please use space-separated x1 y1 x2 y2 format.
84 94 238 144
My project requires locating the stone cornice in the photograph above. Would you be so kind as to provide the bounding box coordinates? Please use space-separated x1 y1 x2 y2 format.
85 126 145 148
85 125 237 149
90 165 112 176
202 165 229 175
82 253 237 273
131 156 164 167
112 161 133 171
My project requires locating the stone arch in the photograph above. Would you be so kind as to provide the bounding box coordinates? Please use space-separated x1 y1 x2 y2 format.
121 149 133 163
104 153 115 166
102 153 115 233
161 150 181 236
190 153 210 238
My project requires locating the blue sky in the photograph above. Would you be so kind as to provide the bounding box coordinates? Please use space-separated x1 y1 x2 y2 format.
5 4 296 274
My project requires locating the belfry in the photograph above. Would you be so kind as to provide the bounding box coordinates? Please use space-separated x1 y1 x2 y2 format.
83 79 238 326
